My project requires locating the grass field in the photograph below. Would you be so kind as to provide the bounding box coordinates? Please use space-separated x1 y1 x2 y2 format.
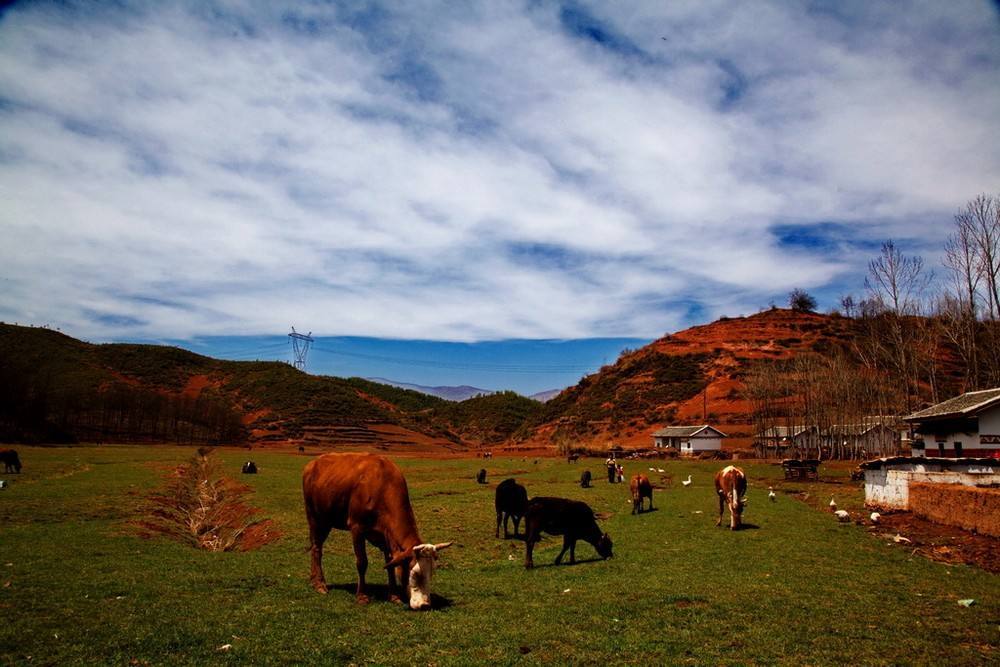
1 446 997 665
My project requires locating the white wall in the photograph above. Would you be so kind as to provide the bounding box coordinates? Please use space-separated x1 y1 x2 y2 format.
686 436 722 452
980 404 1000 438
864 464 1000 509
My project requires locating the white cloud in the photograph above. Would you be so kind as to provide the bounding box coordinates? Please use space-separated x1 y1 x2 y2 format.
0 0 997 341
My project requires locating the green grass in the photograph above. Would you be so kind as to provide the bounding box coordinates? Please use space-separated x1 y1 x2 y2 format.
1 446 997 665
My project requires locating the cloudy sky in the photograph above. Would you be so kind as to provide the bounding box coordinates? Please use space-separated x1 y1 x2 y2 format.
2 0 999 350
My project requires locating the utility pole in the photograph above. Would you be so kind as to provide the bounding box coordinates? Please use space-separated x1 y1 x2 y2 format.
288 327 314 372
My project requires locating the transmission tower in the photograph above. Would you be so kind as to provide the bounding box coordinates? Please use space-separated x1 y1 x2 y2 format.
288 327 314 372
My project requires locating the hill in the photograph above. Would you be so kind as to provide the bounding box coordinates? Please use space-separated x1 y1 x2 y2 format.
365 377 494 401
510 308 917 451
0 324 515 449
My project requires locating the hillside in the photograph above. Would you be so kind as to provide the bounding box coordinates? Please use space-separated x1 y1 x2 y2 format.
511 308 886 451
0 324 505 449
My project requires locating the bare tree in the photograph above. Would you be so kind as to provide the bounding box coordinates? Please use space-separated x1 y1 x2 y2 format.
955 194 1000 319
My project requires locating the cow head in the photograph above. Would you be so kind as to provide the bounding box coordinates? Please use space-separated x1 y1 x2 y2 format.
386 542 452 610
595 533 613 560
729 491 746 529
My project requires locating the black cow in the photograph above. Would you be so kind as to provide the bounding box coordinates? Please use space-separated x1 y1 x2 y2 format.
242 461 258 474
580 470 592 488
494 478 528 538
0 449 21 474
523 497 612 568
476 468 487 484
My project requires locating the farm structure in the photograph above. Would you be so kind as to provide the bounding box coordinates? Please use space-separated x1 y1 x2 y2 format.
860 456 1000 511
753 425 818 458
904 387 1000 458
821 421 901 459
651 425 726 455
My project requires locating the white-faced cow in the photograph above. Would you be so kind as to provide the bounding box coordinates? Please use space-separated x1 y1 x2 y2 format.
523 497 612 568
494 478 528 538
302 453 452 610
630 474 653 514
714 465 748 530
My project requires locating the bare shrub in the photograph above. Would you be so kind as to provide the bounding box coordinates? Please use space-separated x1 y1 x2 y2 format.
137 451 281 551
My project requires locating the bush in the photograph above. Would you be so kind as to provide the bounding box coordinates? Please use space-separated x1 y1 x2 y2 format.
788 289 817 312
137 451 281 551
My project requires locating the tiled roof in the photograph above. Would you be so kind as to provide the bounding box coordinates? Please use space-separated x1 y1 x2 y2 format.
755 425 813 439
652 425 727 438
904 388 1000 421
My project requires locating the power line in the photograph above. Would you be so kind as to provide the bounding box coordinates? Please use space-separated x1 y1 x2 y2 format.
310 344 598 373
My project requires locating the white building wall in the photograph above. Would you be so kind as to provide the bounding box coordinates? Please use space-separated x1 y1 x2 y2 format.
979 404 1000 440
688 436 722 452
864 463 1000 509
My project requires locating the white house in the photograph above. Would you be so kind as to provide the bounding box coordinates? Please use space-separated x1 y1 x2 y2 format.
904 387 1000 458
652 425 726 455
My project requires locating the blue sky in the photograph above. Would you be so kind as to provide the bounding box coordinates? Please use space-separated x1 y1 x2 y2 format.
1 1 999 390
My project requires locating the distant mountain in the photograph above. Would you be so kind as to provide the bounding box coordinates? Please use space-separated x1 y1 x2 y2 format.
366 377 494 402
529 388 563 402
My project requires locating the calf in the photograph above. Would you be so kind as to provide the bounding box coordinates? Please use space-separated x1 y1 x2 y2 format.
714 465 748 530
580 469 592 488
0 449 21 474
476 468 487 484
495 478 528 538
567 453 580 463
303 453 452 609
630 474 653 514
242 461 257 474
523 497 612 568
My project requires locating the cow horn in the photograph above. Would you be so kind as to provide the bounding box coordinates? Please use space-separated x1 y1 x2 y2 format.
384 547 413 569
433 542 453 551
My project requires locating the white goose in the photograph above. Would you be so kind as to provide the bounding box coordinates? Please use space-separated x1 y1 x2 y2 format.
682 475 692 487
768 486 776 502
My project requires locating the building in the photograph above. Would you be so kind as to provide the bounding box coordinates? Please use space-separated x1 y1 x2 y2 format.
652 425 726 455
753 425 818 458
904 388 1000 458
822 422 901 458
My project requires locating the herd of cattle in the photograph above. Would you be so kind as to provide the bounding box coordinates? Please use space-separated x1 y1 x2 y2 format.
302 451 749 610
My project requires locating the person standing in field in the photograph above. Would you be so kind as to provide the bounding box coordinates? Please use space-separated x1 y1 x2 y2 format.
606 456 616 483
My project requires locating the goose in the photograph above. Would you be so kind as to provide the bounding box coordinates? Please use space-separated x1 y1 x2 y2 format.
657 468 665 473
682 475 692 487
768 486 776 502
834 509 850 522
829 497 837 513
648 467 656 472
870 512 881 524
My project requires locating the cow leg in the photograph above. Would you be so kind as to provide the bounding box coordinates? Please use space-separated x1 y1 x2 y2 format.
383 549 403 604
307 521 331 594
503 512 511 539
631 496 637 515
524 521 539 569
716 491 724 527
554 536 569 565
569 539 576 564
649 493 653 511
495 510 502 538
513 515 521 538
351 529 370 604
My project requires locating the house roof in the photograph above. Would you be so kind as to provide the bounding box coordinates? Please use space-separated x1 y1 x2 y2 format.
827 422 897 436
652 425 727 438
755 425 813 439
859 455 998 470
904 388 1000 422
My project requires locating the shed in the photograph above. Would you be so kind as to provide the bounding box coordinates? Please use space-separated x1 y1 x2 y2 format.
652 425 727 455
753 425 818 458
904 387 1000 458
859 456 1000 510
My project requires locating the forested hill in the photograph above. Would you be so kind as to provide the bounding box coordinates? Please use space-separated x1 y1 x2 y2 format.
511 308 976 451
0 324 539 448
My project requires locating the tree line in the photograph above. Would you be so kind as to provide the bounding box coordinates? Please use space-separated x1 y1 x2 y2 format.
747 193 1000 459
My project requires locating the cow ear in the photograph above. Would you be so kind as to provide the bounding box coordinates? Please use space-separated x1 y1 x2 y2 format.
385 547 413 569
433 542 453 551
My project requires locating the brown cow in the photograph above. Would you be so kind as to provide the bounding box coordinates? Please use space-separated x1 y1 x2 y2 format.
714 465 748 530
302 453 452 610
630 474 653 514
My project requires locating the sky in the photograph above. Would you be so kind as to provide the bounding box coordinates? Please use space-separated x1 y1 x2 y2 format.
1 1 999 391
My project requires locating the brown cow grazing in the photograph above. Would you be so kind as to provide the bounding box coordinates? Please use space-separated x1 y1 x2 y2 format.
523 497 612 568
714 465 748 530
0 449 21 474
630 474 653 514
494 478 528 538
302 453 452 610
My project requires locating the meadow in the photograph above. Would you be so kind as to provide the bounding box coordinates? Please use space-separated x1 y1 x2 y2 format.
1 446 997 665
